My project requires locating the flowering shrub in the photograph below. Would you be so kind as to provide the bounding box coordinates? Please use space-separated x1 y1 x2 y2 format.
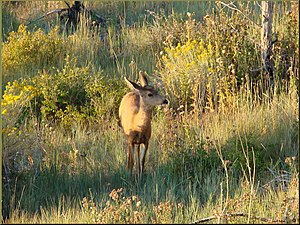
2 80 43 181
158 9 270 114
2 56 127 131
2 24 65 78
159 39 214 114
2 80 40 135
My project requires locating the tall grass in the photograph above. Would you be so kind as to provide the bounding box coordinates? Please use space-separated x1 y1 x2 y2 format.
3 76 298 223
2 1 299 224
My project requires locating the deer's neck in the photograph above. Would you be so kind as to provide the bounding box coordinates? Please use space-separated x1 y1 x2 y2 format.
135 98 153 128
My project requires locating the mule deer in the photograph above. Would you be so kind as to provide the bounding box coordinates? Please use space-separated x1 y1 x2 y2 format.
119 71 168 177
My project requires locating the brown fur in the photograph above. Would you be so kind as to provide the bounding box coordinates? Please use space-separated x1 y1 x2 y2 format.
119 72 167 177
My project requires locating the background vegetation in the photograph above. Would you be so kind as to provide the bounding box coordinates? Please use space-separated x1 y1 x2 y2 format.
2 1 299 223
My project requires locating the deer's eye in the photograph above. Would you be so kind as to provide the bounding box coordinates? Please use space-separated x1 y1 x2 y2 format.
148 93 153 97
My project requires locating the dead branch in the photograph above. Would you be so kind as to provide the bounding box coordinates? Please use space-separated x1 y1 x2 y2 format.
26 9 68 25
22 1 106 30
64 1 71 9
217 1 262 28
191 212 286 224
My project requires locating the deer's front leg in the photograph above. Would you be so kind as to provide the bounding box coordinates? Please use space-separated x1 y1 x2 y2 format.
140 142 148 175
136 144 141 177
127 142 134 176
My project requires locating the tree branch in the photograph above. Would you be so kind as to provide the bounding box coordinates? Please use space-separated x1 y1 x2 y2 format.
217 1 262 28
192 212 287 224
25 9 68 25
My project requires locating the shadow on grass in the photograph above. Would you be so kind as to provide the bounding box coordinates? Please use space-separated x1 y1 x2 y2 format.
2 164 129 220
3 126 298 222
2 152 224 221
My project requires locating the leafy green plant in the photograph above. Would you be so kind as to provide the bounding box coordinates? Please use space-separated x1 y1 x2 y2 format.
2 25 66 80
34 56 127 128
2 56 127 130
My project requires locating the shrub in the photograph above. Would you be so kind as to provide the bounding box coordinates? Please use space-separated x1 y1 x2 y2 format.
2 24 66 79
148 11 201 52
2 80 40 133
273 2 299 81
156 10 258 115
34 56 127 128
85 76 127 122
158 39 214 114
35 56 92 126
2 80 44 197
2 56 127 130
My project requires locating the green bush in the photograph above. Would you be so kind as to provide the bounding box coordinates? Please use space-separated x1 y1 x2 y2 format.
2 24 66 79
35 56 127 127
85 75 127 122
2 56 127 130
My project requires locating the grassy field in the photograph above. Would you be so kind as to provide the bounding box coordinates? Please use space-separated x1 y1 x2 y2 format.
1 1 299 224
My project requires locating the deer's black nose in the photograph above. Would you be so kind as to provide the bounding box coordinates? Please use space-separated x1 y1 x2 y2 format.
162 99 168 105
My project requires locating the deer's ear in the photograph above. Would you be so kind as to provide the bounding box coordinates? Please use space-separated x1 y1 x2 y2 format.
124 77 141 91
139 71 148 87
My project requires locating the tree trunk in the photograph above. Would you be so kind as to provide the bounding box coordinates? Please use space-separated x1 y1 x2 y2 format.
261 1 274 79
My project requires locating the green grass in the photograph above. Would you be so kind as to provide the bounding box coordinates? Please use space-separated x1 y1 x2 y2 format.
2 1 299 224
3 87 298 223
